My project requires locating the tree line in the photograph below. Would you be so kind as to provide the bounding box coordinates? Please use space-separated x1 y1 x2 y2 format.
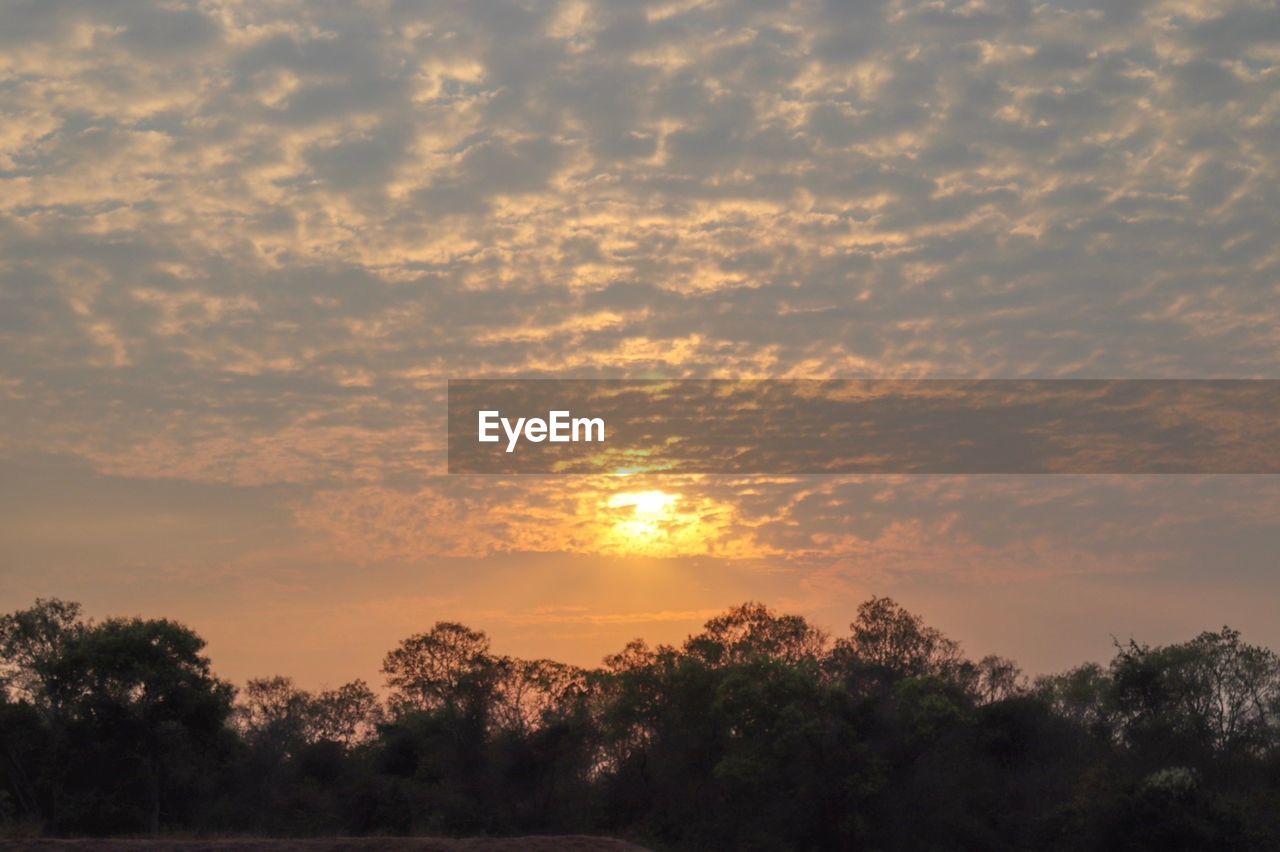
2 596 1279 849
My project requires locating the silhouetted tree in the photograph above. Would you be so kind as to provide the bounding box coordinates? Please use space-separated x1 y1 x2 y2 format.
0 598 84 710
383 622 498 718
828 596 969 697
45 617 234 835
1111 628 1280 763
685 602 828 667
239 676 382 752
4 596 1280 848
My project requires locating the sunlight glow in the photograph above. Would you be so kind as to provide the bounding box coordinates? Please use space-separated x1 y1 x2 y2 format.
607 490 679 543
607 490 679 516
605 490 683 550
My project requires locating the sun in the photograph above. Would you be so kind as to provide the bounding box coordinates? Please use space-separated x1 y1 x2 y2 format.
605 490 680 545
590 485 749 557
608 490 679 516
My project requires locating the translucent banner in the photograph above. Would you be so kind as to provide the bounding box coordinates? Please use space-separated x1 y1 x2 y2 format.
447 380 1280 474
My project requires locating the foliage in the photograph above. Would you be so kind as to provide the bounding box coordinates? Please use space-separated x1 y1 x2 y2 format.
3 597 1280 849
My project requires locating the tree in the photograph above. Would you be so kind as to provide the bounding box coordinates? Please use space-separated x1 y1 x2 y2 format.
240 676 383 751
382 622 497 716
0 599 86 832
4 596 1280 845
0 598 84 710
491 659 586 737
310 680 383 746
827 596 968 695
968 654 1028 705
1111 628 1280 761
1035 661 1114 737
685 602 828 667
239 676 313 755
46 617 234 836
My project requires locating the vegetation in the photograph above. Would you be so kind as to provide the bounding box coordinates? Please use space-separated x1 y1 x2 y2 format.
3 597 1280 849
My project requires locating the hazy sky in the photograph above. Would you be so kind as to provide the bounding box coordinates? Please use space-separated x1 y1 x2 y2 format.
2 0 1279 689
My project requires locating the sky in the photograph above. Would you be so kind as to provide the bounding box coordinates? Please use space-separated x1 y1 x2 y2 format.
2 0 1279 690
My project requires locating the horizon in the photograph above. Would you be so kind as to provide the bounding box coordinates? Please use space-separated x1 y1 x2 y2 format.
8 585 1276 697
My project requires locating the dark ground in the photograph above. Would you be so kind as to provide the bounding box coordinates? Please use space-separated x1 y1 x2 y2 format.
0 839 651 852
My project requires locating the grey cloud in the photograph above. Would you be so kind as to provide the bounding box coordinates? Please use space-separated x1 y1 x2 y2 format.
6 0 1280 685
2 0 1279 477
111 4 223 60
305 122 416 193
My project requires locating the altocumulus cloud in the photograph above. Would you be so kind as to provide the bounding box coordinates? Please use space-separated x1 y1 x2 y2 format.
2 0 1280 658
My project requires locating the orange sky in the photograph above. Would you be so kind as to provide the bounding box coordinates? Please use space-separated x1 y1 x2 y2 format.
2 0 1279 689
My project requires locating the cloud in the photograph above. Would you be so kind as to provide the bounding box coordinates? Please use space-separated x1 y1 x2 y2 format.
3 0 1280 679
